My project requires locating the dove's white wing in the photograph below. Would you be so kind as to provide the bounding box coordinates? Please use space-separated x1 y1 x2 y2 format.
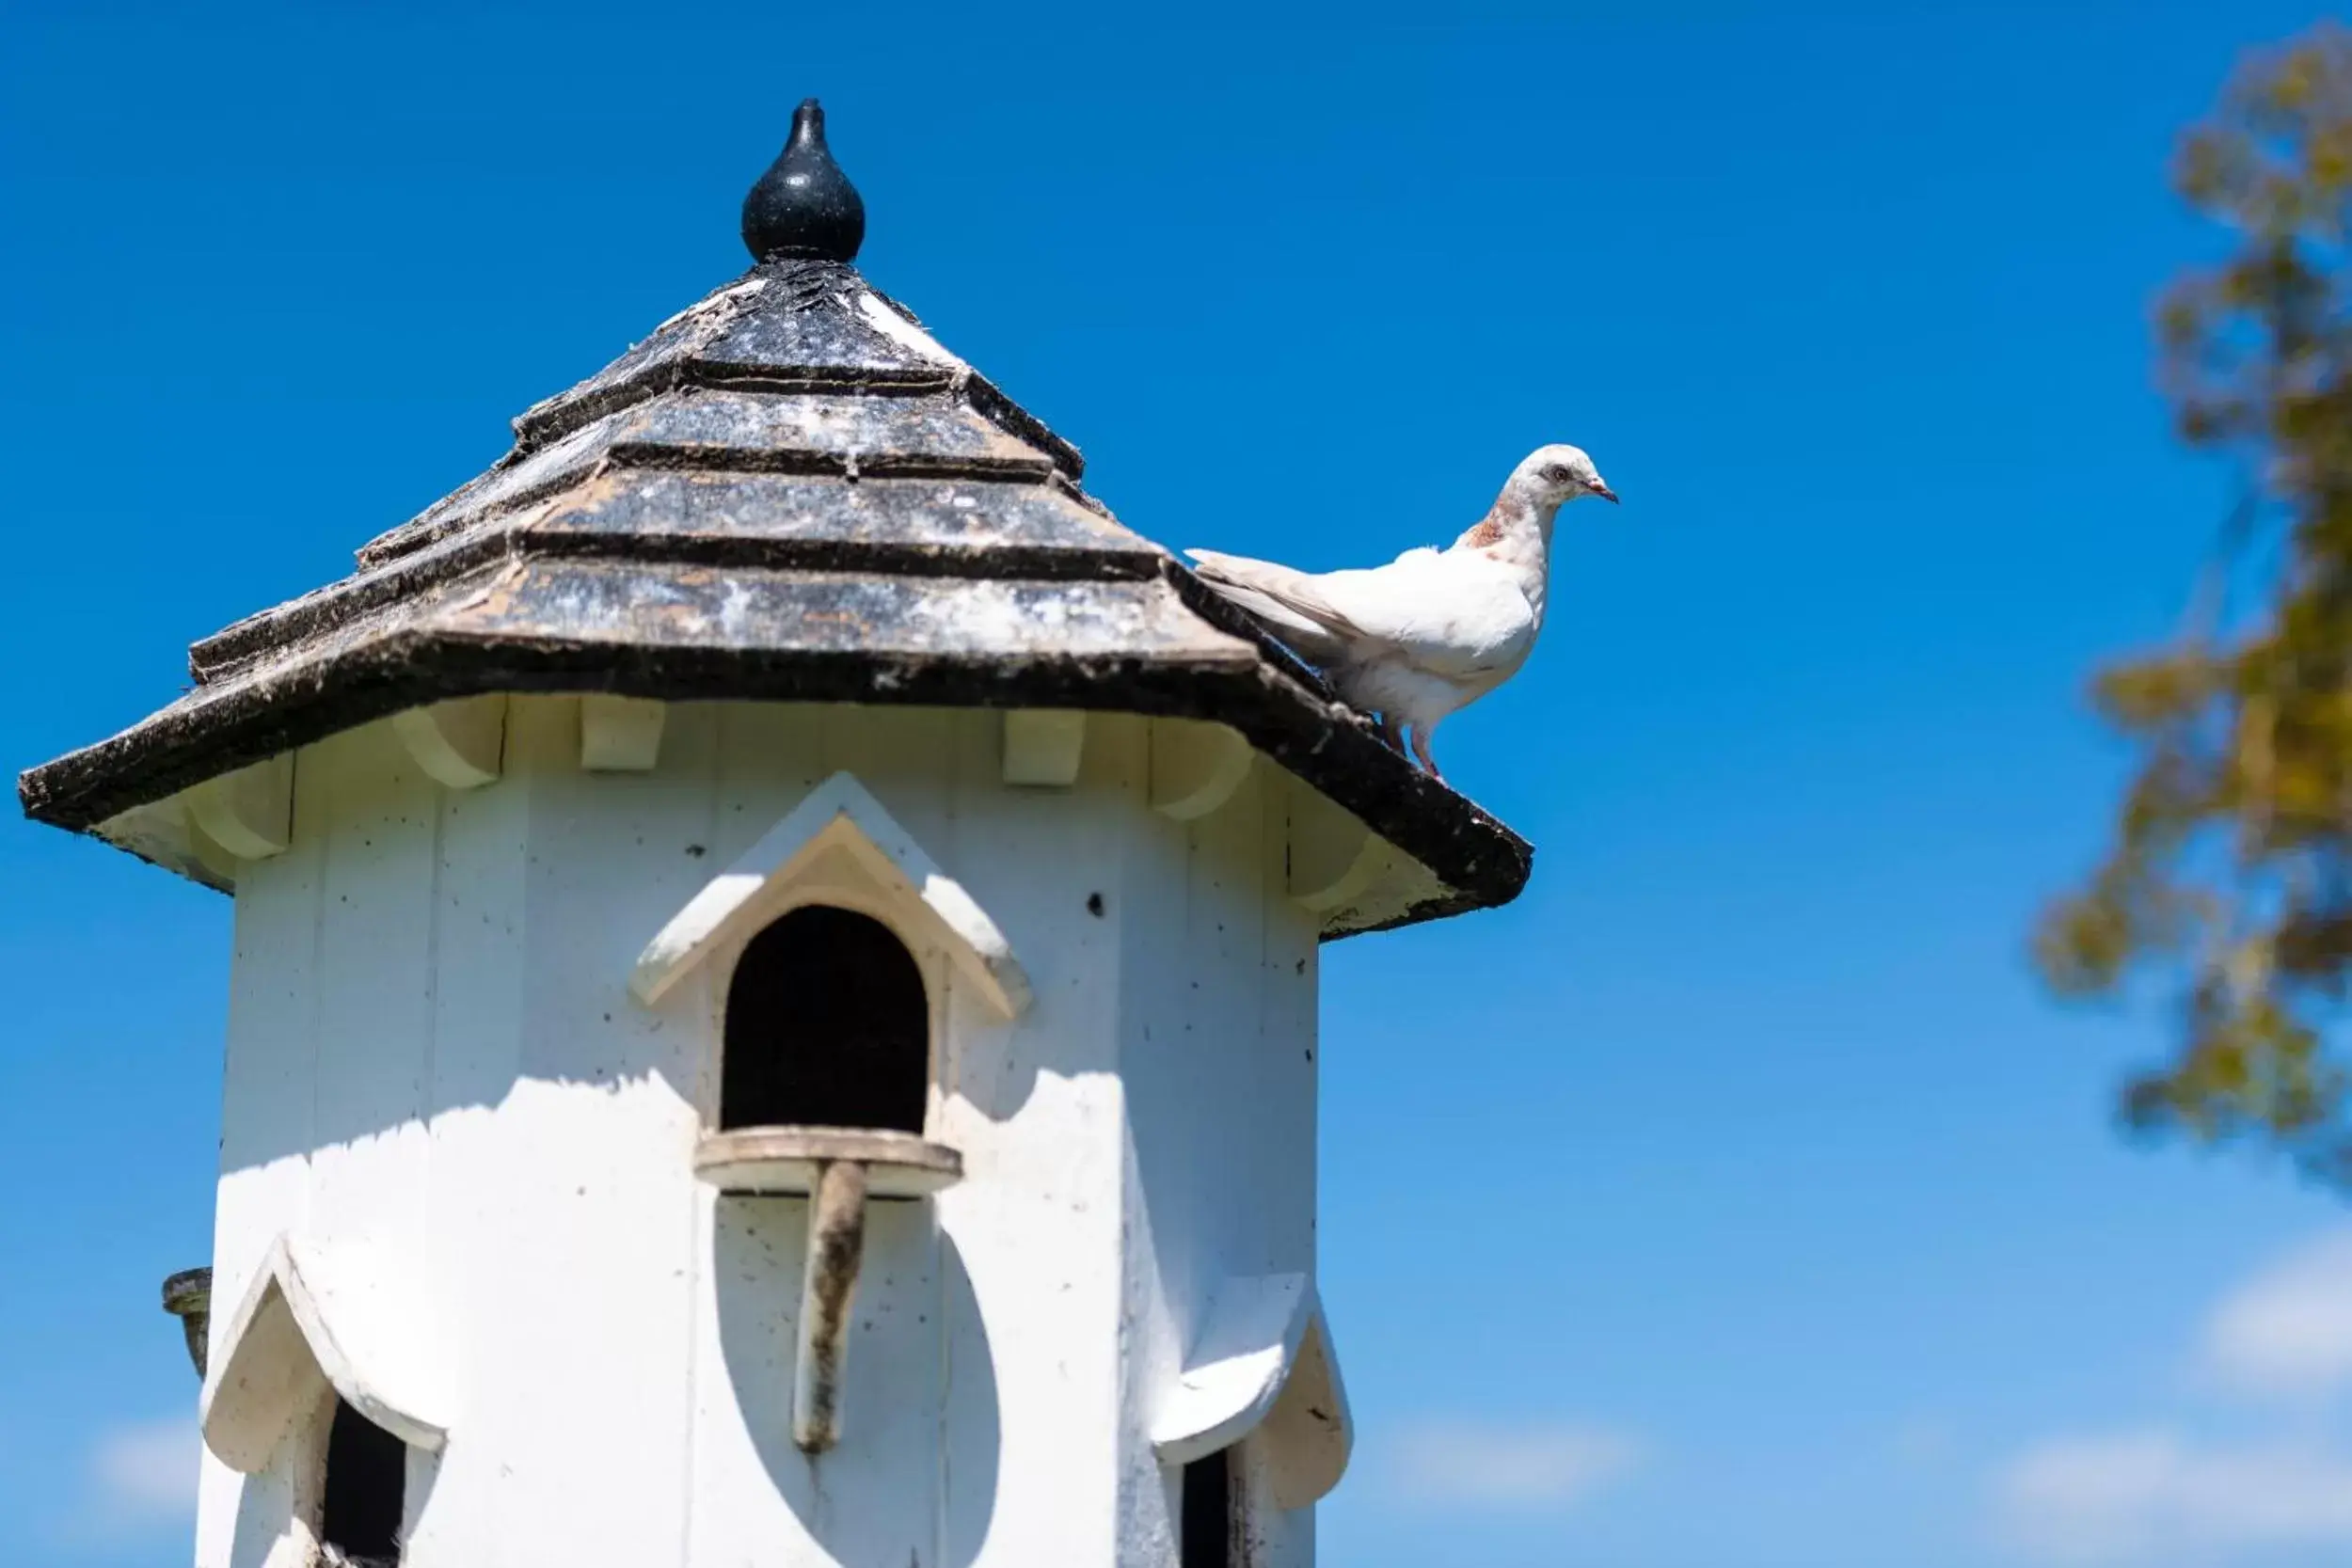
1270 551 1538 681
1183 549 1352 663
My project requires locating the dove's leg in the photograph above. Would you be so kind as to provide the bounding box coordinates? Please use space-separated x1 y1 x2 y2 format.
1408 722 1442 779
1377 713 1406 754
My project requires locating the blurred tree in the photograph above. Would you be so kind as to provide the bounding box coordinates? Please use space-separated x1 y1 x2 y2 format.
2038 25 2352 1181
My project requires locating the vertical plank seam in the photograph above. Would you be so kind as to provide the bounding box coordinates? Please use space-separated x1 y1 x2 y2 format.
677 705 723 1568
935 705 971 1568
305 747 329 1239
933 1200 950 1568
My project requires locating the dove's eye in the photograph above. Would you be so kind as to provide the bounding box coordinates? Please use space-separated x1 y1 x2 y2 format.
1544 465 1572 483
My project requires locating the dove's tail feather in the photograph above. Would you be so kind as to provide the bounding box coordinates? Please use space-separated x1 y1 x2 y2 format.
1183 549 1351 663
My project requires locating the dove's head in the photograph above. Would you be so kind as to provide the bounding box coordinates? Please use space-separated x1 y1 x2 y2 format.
1511 444 1618 509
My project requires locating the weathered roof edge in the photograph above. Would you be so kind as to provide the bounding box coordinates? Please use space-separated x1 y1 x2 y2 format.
17 579 1533 924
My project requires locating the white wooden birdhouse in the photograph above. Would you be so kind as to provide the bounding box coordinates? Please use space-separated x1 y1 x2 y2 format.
20 100 1530 1568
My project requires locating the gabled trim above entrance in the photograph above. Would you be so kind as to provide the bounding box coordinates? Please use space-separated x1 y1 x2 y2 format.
1152 1273 1354 1508
199 1234 451 1474
629 770 1032 1020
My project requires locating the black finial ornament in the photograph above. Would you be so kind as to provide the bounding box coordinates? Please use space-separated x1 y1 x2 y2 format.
741 99 866 264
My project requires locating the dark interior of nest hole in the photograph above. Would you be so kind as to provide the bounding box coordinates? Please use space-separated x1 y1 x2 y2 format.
1180 1448 1235 1568
320 1397 405 1565
723 904 930 1133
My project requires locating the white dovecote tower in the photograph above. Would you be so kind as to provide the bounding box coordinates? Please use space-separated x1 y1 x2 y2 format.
22 101 1531 1568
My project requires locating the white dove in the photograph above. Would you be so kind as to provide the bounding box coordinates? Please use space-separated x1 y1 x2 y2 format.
1185 443 1615 777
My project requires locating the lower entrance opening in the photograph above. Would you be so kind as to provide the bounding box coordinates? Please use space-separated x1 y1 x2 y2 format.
319 1397 405 1566
1180 1449 1233 1568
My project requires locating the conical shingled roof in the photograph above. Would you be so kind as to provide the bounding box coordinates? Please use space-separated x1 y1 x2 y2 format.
19 105 1530 933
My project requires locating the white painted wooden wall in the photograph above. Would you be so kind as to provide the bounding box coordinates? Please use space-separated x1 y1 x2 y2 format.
193 698 1337 1568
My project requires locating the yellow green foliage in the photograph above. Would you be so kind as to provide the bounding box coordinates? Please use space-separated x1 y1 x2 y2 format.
2038 26 2352 1178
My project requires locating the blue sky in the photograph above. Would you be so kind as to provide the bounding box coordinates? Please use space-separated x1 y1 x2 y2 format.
5 3 2350 1565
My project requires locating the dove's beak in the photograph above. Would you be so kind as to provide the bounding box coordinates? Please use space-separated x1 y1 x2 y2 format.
1589 481 1619 504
